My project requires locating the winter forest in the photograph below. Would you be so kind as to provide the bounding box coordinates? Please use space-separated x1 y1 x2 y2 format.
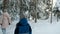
0 0 60 34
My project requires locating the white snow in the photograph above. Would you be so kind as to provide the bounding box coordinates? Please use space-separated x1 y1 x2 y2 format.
0 0 60 34
28 15 60 34
0 15 60 34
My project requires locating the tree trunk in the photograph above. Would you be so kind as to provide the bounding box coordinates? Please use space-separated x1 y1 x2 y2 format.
57 14 58 22
35 0 38 23
50 0 53 23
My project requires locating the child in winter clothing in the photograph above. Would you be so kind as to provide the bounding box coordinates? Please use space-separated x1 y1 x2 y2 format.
14 18 32 34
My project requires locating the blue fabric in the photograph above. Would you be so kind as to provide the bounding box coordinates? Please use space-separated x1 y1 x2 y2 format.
14 18 32 34
20 18 28 25
19 26 29 33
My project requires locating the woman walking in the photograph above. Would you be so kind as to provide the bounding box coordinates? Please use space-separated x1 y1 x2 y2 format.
0 9 11 34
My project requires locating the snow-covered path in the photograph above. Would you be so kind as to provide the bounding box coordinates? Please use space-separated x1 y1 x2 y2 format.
29 16 60 34
29 21 60 34
0 16 60 34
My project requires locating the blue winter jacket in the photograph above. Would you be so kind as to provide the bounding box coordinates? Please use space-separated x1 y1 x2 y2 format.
14 18 32 34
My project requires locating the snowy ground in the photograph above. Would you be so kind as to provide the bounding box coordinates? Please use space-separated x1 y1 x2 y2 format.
0 15 60 34
29 15 60 34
